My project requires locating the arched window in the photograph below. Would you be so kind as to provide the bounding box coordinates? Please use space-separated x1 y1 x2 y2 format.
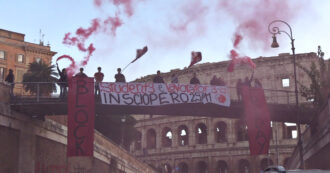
178 162 188 173
260 158 273 171
215 121 227 142
178 125 189 146
146 129 156 149
236 120 248 141
197 161 208 173
135 131 142 150
216 160 228 173
283 157 290 169
196 123 207 144
238 159 250 173
162 127 172 147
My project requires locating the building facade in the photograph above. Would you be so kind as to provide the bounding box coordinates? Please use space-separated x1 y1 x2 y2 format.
0 29 56 94
130 52 321 173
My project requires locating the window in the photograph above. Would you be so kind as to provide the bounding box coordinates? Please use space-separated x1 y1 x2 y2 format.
282 78 290 87
146 129 156 149
0 50 5 60
16 70 25 82
17 54 25 63
178 125 189 146
196 123 207 144
0 67 7 81
162 127 172 147
215 121 227 142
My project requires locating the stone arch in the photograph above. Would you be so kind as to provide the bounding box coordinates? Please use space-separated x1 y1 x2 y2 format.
177 162 189 173
216 160 228 173
238 159 251 173
146 128 156 149
215 121 227 142
135 131 142 150
162 127 172 147
236 120 248 141
196 123 207 144
260 158 274 171
178 125 189 146
196 160 208 173
157 163 172 173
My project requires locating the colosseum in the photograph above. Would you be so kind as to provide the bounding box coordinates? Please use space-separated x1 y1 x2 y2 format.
129 52 320 173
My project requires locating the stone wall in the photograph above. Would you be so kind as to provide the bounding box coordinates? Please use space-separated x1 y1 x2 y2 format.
130 53 322 173
0 83 155 173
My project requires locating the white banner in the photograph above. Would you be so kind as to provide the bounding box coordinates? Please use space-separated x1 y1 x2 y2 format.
99 82 230 107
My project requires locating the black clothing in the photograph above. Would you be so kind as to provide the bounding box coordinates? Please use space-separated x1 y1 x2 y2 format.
57 66 67 86
5 73 14 83
153 75 164 83
115 73 126 83
190 77 200 84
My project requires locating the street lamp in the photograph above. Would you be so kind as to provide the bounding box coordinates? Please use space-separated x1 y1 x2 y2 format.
268 20 304 168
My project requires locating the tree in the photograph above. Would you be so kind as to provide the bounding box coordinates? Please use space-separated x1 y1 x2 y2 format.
95 114 139 150
23 61 58 95
298 46 330 108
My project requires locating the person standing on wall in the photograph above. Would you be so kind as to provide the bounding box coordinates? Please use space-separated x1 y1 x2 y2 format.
115 68 126 83
190 72 200 84
94 67 104 97
153 70 165 83
56 63 68 98
5 69 15 96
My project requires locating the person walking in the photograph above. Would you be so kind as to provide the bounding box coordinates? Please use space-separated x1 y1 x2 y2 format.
94 67 104 97
115 68 126 83
5 69 15 96
56 63 68 98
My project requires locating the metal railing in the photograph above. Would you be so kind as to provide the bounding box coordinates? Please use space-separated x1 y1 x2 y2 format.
6 82 308 105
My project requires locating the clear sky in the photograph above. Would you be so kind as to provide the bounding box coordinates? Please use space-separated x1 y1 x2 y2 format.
1 0 329 82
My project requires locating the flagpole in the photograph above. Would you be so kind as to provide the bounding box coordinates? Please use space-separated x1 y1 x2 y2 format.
122 62 132 72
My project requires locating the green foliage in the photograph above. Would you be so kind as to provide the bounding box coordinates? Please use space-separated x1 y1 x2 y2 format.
23 61 58 95
298 48 329 108
95 114 138 150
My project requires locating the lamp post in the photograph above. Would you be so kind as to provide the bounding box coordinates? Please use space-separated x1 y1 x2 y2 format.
268 20 304 168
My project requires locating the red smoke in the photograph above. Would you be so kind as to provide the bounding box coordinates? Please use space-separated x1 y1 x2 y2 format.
223 0 302 72
170 0 208 32
60 15 122 76
56 55 77 77
94 0 135 17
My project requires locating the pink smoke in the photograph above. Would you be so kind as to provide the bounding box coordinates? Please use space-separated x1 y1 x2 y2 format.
170 0 209 33
56 55 77 77
94 0 135 17
222 0 303 72
60 15 122 76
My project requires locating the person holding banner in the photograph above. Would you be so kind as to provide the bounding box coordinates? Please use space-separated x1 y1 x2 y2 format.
115 68 126 83
190 72 200 84
153 70 165 83
56 63 68 98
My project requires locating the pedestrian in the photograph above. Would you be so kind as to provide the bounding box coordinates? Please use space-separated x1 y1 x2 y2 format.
171 73 178 83
94 67 104 97
236 78 243 101
115 68 126 83
190 72 200 84
153 70 165 83
5 69 15 96
56 63 68 98
75 68 87 77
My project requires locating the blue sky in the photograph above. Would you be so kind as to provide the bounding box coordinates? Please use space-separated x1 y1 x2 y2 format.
1 0 330 82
